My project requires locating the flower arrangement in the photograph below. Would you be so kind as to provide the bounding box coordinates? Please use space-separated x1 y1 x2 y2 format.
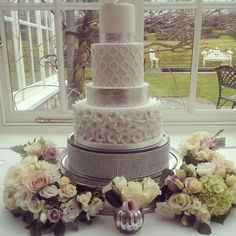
3 132 236 235
155 131 236 235
102 176 161 209
3 137 104 236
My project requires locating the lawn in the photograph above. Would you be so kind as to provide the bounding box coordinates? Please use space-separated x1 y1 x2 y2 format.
144 72 235 107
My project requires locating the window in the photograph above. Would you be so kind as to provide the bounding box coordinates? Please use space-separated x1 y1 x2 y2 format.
0 0 235 127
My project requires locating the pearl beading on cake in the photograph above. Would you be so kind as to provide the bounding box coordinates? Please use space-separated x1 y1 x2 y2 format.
92 43 144 87
73 99 162 149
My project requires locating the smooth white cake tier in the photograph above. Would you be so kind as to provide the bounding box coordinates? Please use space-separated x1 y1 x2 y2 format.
91 43 144 87
100 2 135 35
85 83 149 107
73 98 162 149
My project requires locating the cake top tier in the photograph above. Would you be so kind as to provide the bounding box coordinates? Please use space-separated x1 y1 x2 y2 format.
100 0 135 43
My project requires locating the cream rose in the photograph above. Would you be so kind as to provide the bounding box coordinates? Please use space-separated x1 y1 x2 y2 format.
39 185 59 199
112 176 128 194
121 181 143 207
184 177 202 194
24 170 49 193
60 184 77 199
58 176 70 188
87 198 104 219
76 192 92 212
121 178 161 207
155 202 176 219
141 177 161 205
168 193 191 213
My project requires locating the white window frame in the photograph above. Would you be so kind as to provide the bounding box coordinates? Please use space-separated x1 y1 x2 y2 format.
0 0 236 132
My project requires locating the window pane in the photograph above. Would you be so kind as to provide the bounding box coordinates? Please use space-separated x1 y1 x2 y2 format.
144 9 194 110
20 24 33 86
196 9 236 110
29 10 36 23
3 10 58 111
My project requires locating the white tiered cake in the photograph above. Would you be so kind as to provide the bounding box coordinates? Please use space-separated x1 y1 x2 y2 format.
65 1 170 187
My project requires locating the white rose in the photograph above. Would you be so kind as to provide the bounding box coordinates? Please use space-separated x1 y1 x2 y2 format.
141 178 161 205
14 187 33 211
44 165 61 183
184 177 202 194
61 198 81 223
28 198 45 219
112 176 128 194
3 188 17 211
180 131 212 154
5 165 29 189
87 198 104 220
39 185 59 198
24 142 43 157
155 202 176 219
196 162 216 176
121 181 143 206
76 192 92 212
21 155 39 170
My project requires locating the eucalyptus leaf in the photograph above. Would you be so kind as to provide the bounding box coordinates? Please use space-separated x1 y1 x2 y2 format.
196 222 211 235
213 137 226 150
159 169 174 188
104 190 123 208
10 145 27 157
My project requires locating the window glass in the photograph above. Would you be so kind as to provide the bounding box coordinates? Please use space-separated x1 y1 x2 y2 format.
3 10 58 111
20 24 34 86
196 9 236 110
144 9 194 110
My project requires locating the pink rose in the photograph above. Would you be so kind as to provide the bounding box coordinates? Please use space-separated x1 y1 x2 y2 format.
42 146 58 163
25 170 49 193
46 208 62 223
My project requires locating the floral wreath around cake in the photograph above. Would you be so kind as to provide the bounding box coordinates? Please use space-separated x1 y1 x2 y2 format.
3 131 236 236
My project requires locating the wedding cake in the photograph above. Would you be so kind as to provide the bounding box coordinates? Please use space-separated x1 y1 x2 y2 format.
65 1 170 187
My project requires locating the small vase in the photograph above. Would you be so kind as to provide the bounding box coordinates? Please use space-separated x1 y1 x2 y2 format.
114 207 144 234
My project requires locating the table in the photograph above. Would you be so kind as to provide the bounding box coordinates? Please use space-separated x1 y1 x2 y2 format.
0 133 236 236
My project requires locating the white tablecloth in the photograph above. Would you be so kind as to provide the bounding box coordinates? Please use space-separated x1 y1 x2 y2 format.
0 135 236 236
